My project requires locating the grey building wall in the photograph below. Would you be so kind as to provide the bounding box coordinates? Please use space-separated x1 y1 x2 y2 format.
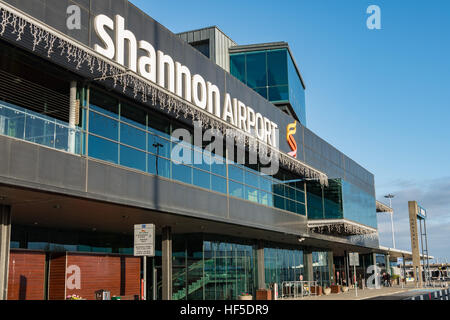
177 26 237 72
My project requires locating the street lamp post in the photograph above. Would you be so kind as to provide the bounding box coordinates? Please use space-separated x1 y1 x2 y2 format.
384 194 396 249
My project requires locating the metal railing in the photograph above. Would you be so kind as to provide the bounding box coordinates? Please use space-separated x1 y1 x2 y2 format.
281 281 319 299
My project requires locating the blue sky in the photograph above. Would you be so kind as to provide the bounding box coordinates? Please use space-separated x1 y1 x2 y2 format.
130 0 450 261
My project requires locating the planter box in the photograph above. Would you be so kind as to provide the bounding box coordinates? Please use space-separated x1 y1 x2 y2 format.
310 286 322 296
330 285 341 294
256 289 272 300
238 295 253 300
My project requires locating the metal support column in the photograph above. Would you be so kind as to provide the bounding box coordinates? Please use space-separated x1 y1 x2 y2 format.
162 226 172 300
0 205 11 300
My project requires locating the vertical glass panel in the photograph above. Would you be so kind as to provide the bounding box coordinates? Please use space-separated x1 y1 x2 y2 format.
228 165 244 183
267 49 288 86
211 175 227 195
0 105 25 139
88 135 118 164
274 195 285 211
268 85 289 102
89 90 119 118
211 156 226 177
120 123 146 150
229 181 244 199
193 168 211 190
148 134 171 159
55 124 69 152
246 52 267 89
148 112 171 139
120 102 147 130
245 185 259 203
148 154 171 178
25 114 54 148
119 145 146 172
288 55 307 126
253 87 268 99
172 162 192 185
230 54 246 84
244 170 260 189
296 202 306 216
89 111 118 141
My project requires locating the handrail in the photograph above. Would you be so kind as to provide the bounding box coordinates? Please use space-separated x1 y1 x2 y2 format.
281 281 319 299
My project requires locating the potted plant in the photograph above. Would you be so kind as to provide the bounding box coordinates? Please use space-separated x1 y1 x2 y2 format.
66 294 84 300
238 293 253 300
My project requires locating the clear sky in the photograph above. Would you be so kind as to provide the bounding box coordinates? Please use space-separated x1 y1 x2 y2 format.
130 0 450 261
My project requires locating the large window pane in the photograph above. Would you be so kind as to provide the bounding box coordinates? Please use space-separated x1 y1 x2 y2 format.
148 154 171 178
55 124 69 151
246 52 267 89
268 85 289 102
88 135 118 164
89 111 118 141
120 102 147 130
0 105 25 139
148 134 171 159
120 145 146 172
244 170 259 189
267 49 288 86
90 90 119 118
211 175 227 195
230 54 246 84
229 181 244 199
25 115 55 148
120 123 146 150
193 168 211 190
172 162 192 185
211 155 226 177
245 186 259 203
228 165 244 183
253 87 268 100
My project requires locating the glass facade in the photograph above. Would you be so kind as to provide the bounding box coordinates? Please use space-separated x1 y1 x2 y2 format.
0 100 83 154
312 251 331 286
82 88 307 216
342 180 377 228
230 48 306 126
306 178 377 229
264 246 304 290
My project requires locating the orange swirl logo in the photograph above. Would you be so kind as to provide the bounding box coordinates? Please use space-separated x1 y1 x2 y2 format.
287 121 297 158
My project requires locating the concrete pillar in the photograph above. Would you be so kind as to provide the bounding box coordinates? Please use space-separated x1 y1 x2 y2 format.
386 254 391 275
162 226 172 300
0 205 11 300
303 250 313 282
408 201 423 287
257 241 265 289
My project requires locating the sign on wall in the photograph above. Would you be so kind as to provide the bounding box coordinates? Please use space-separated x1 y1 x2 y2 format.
134 224 155 257
349 252 360 266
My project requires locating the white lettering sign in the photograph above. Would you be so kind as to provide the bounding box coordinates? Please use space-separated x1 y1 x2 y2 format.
66 265 81 290
93 14 278 147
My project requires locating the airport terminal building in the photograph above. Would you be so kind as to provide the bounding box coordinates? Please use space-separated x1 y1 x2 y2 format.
0 0 398 300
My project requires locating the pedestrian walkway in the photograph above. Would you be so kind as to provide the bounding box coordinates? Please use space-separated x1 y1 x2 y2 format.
280 284 444 300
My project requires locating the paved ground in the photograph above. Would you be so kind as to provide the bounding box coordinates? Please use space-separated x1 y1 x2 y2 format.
280 283 449 300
